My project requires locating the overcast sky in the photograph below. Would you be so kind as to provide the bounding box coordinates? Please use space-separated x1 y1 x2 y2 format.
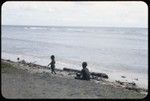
2 1 148 28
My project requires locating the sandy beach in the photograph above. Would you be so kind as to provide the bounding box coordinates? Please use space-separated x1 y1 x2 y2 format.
1 59 147 99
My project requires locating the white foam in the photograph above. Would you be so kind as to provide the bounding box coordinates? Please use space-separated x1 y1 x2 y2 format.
24 26 47 30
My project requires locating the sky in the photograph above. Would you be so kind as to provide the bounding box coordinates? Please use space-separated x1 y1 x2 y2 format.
2 1 148 28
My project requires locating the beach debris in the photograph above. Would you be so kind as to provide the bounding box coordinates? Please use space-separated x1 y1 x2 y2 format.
121 76 126 78
125 86 139 92
6 59 11 62
115 80 136 86
128 82 136 86
115 80 142 92
116 80 124 85
134 78 138 81
124 84 147 93
91 72 109 79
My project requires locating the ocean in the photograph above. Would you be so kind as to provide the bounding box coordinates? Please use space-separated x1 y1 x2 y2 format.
1 25 148 89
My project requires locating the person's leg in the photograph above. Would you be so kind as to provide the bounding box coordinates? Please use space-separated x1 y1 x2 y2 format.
49 68 53 74
54 70 56 74
75 73 81 80
52 68 56 74
51 69 53 74
52 67 56 74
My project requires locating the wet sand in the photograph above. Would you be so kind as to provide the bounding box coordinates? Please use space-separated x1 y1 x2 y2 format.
1 59 147 99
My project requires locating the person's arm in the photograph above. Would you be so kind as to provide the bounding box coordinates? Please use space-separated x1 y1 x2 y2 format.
80 69 83 77
47 63 50 66
47 62 51 66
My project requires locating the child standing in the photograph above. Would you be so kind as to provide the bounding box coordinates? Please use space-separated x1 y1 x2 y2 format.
48 55 56 74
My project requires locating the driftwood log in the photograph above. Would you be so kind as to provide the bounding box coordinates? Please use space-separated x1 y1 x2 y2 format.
63 68 108 79
63 68 81 73
90 72 108 79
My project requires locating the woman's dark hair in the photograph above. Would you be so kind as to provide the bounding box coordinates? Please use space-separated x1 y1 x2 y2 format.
51 55 55 59
82 62 87 68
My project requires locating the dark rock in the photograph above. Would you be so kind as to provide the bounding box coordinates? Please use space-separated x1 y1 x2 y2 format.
128 82 136 86
91 72 108 79
134 78 138 81
121 76 126 78
116 80 124 85
125 86 140 92
116 80 136 86
6 59 11 62
115 80 137 90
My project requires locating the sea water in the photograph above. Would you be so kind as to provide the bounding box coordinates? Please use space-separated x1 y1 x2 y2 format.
1 25 148 89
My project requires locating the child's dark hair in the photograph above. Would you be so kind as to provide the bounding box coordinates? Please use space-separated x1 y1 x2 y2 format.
51 55 55 59
82 62 87 68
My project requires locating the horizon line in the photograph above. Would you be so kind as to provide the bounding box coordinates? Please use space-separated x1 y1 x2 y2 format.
1 24 148 29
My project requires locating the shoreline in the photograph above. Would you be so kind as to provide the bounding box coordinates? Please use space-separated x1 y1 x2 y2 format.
1 59 148 98
2 52 148 89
